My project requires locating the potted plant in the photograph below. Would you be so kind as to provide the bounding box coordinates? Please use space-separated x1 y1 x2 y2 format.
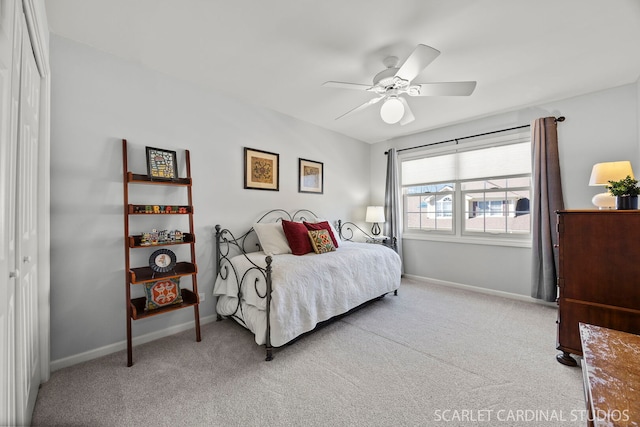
607 175 639 210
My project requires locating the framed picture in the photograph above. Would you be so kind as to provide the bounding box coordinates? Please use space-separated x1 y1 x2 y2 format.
146 146 178 180
299 158 323 194
244 147 279 191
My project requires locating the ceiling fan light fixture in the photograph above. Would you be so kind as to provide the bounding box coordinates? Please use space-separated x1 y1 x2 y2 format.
373 67 398 88
324 44 476 124
380 97 404 124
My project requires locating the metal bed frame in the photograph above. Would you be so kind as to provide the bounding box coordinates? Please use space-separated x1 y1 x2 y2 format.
214 209 397 361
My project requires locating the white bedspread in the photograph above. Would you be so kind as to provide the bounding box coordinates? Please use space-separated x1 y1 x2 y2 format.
213 241 401 347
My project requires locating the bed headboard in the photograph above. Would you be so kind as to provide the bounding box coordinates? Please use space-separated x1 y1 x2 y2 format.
250 209 322 228
214 209 323 276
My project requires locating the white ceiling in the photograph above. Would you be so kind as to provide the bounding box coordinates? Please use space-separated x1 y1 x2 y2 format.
45 0 640 144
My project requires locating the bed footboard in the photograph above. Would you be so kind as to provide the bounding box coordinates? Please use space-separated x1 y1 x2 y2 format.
214 224 274 361
214 209 321 361
337 219 398 252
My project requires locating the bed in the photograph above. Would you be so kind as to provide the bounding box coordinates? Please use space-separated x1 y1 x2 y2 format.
213 209 401 360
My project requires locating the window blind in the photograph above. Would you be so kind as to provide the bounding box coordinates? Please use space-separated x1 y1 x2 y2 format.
401 141 530 186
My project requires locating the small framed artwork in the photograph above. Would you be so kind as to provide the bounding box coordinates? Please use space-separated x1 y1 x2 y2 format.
299 158 323 194
146 146 178 180
244 147 279 191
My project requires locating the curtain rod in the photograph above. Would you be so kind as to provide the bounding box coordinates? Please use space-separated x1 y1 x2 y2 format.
386 116 565 154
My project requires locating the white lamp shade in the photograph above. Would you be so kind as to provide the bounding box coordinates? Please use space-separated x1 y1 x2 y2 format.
589 161 634 186
365 206 385 223
380 98 404 124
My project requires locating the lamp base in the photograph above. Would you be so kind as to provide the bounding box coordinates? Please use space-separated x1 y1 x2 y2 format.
371 223 381 236
592 192 615 209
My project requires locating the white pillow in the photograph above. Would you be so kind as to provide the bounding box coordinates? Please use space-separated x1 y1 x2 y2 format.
253 222 292 256
328 221 343 244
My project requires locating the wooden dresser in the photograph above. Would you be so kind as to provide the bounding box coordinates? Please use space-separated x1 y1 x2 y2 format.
556 210 640 366
580 323 640 426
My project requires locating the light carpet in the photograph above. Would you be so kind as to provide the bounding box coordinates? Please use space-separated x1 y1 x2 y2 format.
32 277 585 426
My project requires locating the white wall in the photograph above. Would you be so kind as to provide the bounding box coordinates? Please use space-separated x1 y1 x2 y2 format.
49 33 640 365
637 78 640 166
49 35 371 365
371 83 640 297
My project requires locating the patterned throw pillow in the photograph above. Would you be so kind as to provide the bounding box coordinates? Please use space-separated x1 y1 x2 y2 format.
303 221 339 248
308 229 336 254
144 277 183 310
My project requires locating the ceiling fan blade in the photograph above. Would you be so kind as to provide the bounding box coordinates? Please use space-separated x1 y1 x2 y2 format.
322 81 371 91
335 96 384 120
411 81 477 96
395 44 441 82
398 97 415 126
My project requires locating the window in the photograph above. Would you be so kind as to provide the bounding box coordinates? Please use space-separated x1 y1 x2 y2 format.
461 176 531 235
405 184 454 232
401 133 531 241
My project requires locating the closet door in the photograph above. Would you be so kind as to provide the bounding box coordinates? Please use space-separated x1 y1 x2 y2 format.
0 0 19 424
1 0 46 423
14 9 41 425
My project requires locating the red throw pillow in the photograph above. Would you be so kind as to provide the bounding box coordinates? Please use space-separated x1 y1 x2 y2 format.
281 220 313 255
303 221 339 248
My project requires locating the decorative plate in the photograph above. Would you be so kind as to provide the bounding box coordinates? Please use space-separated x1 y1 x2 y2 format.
149 248 177 273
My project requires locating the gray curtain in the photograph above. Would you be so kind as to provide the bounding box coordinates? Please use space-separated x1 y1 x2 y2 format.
531 117 564 301
384 148 404 272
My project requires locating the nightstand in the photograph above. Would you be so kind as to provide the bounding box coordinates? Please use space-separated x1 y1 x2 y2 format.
365 235 396 251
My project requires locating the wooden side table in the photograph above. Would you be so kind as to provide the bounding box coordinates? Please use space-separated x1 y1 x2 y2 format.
580 323 640 427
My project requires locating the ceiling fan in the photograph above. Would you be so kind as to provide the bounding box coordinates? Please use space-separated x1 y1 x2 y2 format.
323 44 477 125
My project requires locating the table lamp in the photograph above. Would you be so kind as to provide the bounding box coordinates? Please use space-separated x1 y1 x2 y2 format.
365 206 385 236
589 161 634 209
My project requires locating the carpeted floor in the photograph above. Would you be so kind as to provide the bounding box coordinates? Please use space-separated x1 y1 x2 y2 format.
32 278 586 426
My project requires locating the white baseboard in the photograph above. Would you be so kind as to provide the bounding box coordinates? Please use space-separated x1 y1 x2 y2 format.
51 278 554 371
403 274 556 307
50 314 218 372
